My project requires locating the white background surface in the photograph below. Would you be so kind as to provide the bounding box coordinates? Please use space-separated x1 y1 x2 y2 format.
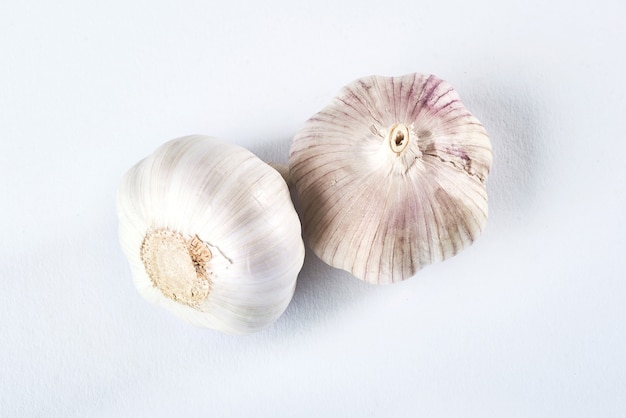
1 0 625 416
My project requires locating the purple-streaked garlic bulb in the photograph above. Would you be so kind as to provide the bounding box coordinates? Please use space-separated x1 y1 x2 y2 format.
289 73 492 284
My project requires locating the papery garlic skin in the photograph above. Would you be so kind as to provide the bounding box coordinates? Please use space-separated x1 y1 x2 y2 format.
117 135 305 334
289 73 492 284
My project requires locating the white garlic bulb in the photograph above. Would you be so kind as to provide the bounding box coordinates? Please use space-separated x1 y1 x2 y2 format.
117 135 305 334
289 73 492 284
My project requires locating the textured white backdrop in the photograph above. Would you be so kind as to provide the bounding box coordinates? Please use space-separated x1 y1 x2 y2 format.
1 0 625 416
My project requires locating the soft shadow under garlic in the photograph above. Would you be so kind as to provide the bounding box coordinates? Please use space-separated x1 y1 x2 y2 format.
461 74 547 229
247 136 292 170
247 137 375 333
274 245 374 335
